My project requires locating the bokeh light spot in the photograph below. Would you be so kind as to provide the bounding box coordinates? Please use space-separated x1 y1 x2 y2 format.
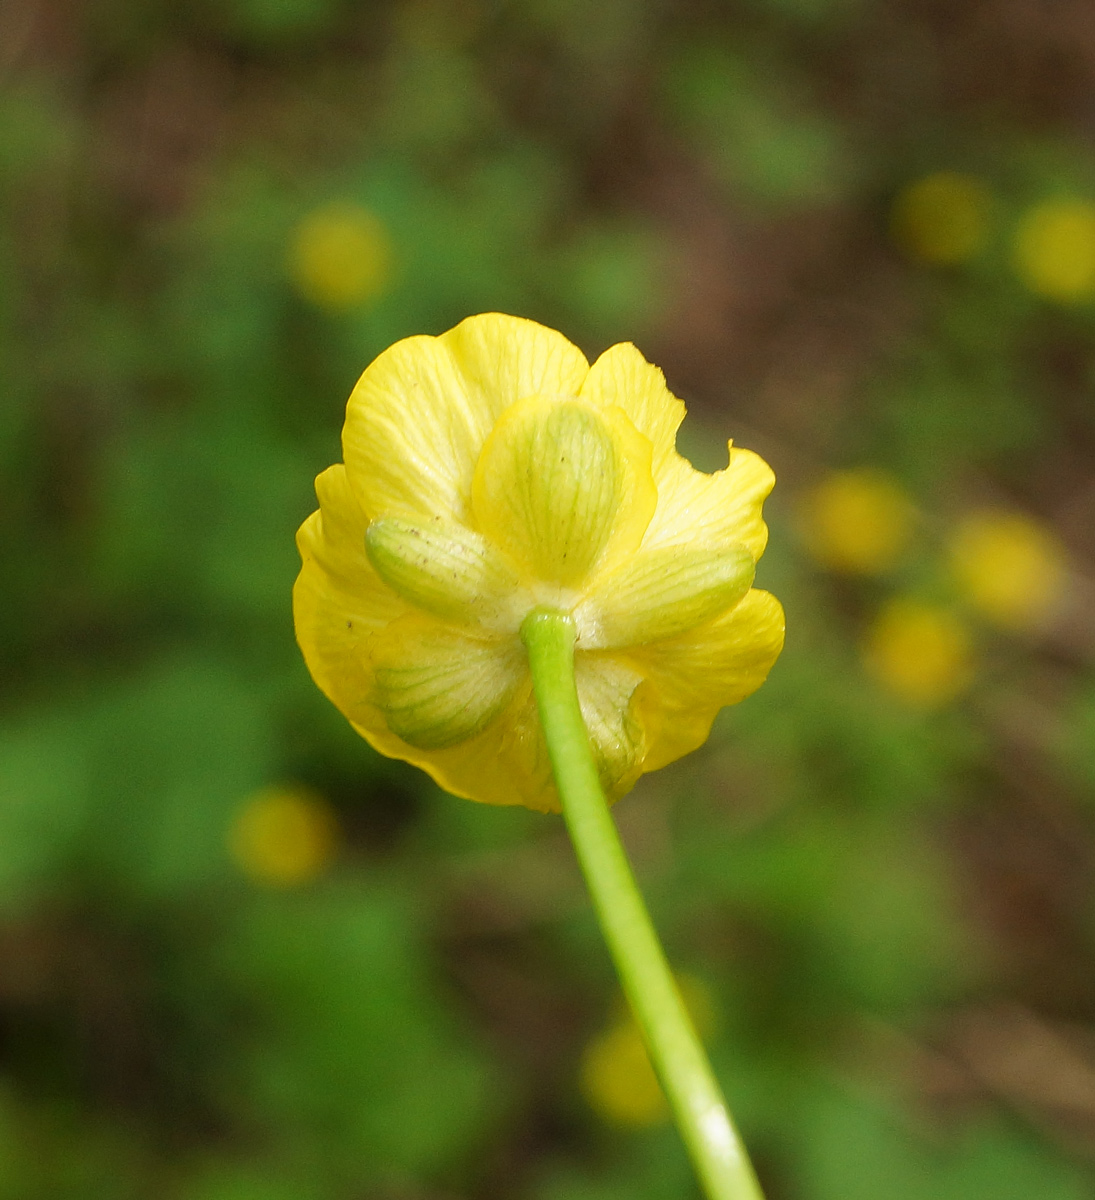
580 974 715 1128
228 784 339 886
798 468 915 575
1013 198 1095 302
891 172 992 265
864 599 974 708
288 202 394 310
581 1021 668 1127
949 510 1067 632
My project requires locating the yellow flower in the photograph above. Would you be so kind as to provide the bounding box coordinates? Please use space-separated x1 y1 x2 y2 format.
949 510 1067 632
582 1020 667 1126
798 468 915 575
891 172 992 265
863 599 973 708
288 202 394 311
229 784 339 886
1013 198 1095 302
294 313 784 812
581 974 715 1127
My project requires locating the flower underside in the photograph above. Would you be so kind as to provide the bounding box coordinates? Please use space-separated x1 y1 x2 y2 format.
294 314 784 811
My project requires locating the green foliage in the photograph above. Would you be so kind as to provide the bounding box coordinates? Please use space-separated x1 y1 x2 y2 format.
212 883 499 1181
664 45 848 207
1 1 1094 1197
793 1085 1092 1200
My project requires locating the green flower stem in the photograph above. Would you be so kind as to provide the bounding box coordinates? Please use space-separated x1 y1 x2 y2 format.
521 609 765 1200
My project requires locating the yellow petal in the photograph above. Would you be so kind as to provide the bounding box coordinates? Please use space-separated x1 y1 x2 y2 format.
495 688 557 811
575 653 646 800
575 543 755 649
370 616 525 750
477 657 647 810
580 342 772 561
297 465 402 598
352 681 559 812
472 396 656 587
342 314 588 523
293 561 376 731
629 589 785 771
365 516 523 629
580 342 685 478
642 446 774 561
294 466 408 728
342 334 486 524
441 312 589 417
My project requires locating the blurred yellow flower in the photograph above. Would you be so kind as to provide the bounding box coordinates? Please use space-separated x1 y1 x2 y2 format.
950 510 1067 632
581 974 715 1127
294 313 784 812
798 468 915 574
891 172 992 265
229 784 339 886
582 1020 668 1126
1013 198 1095 302
288 202 394 310
864 599 973 708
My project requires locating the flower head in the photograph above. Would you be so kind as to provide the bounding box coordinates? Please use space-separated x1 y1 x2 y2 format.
864 598 973 708
1013 198 1095 303
949 509 1067 632
582 1019 667 1126
294 314 784 812
229 784 339 886
288 202 394 311
798 467 915 575
891 172 992 266
581 974 715 1127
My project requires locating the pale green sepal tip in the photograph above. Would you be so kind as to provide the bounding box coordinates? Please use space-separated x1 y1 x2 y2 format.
365 516 520 627
375 661 508 749
373 624 524 750
475 400 624 587
579 544 756 649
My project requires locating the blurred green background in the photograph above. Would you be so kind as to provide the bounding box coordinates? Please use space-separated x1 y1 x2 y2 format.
3 1 1095 1197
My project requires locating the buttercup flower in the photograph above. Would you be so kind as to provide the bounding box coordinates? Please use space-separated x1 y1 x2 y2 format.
1013 198 1095 303
798 467 915 575
949 509 1067 631
864 598 973 708
581 974 716 1127
229 784 339 886
294 313 784 812
891 172 992 266
288 202 394 311
582 1020 668 1126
